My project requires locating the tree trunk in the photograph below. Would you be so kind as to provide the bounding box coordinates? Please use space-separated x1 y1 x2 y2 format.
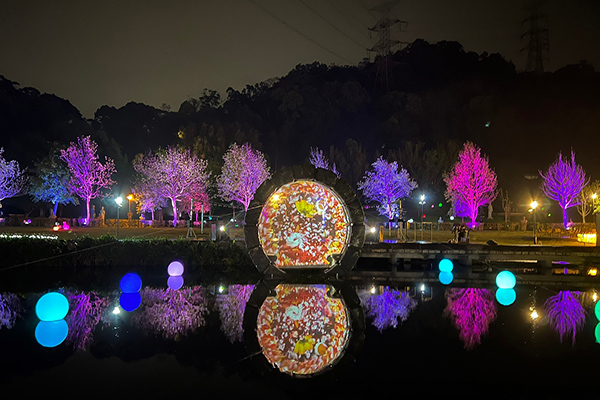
52 202 58 217
562 207 568 229
86 198 91 225
171 198 178 227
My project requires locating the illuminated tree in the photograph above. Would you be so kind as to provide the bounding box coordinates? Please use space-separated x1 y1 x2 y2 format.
444 141 497 226
309 147 340 177
217 142 270 212
445 288 497 350
0 292 24 330
362 287 417 332
358 156 418 221
544 291 586 345
540 151 588 228
216 284 254 343
65 291 108 350
0 148 27 205
60 136 116 225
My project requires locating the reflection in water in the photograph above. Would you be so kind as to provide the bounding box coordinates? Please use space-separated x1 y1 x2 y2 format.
65 291 108 350
544 290 586 345
444 288 497 350
361 287 417 332
256 284 351 376
216 284 254 343
0 292 23 329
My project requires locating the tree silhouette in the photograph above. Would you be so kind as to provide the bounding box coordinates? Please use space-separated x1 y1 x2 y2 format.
544 291 586 345
362 287 417 332
445 288 497 350
0 148 27 206
308 147 340 177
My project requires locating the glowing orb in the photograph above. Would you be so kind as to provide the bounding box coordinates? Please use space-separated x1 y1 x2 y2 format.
120 273 142 293
595 301 600 321
439 271 453 285
496 271 516 289
35 292 69 322
167 275 184 290
595 323 600 344
167 261 184 276
35 320 69 347
496 288 516 306
119 292 141 312
438 258 454 273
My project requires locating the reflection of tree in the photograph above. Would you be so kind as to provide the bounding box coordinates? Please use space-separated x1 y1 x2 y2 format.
0 292 23 330
544 291 586 345
363 287 417 332
133 287 208 340
65 291 109 350
445 288 497 350
216 285 254 343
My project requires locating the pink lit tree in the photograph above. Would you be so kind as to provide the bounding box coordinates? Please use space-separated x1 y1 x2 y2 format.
358 156 418 221
60 136 116 225
444 288 497 350
0 292 24 330
215 284 254 343
309 147 340 177
65 291 109 351
444 142 497 226
362 287 417 332
217 142 270 212
544 291 586 345
539 150 589 228
0 148 27 206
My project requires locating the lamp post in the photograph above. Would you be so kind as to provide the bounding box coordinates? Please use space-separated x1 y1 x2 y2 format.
530 200 538 244
126 194 134 220
419 194 426 241
115 196 123 238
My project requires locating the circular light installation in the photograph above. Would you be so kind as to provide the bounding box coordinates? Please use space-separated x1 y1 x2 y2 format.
119 292 141 312
496 288 516 306
167 261 184 276
35 320 69 348
35 292 69 322
167 275 184 291
120 273 142 293
438 258 454 273
496 271 516 289
258 180 350 267
439 271 454 285
256 284 350 375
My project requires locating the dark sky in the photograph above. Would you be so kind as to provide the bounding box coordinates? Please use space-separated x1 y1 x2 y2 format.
1 0 598 118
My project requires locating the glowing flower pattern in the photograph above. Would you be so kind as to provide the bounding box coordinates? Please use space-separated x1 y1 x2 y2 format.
258 180 350 267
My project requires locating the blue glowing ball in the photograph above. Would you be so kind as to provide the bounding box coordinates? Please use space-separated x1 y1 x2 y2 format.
438 258 454 273
167 275 184 290
35 319 69 348
119 292 141 312
439 271 453 285
595 301 600 321
496 271 516 289
35 292 69 322
496 288 516 306
167 261 184 276
120 273 142 293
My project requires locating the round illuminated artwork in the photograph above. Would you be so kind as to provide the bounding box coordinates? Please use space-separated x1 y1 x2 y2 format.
120 273 142 293
438 258 454 273
496 288 516 306
167 261 184 276
35 319 69 348
35 292 69 322
119 292 141 312
167 275 184 290
439 271 454 285
256 284 351 375
258 180 350 267
496 271 516 289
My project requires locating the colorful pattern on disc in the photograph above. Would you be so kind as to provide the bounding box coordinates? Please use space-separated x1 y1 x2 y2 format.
258 180 350 267
256 285 350 375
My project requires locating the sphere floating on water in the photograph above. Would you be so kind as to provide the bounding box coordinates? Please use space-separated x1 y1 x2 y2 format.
595 323 600 344
120 273 142 293
595 301 600 321
496 271 516 289
438 258 454 273
496 288 516 306
439 271 454 285
167 275 184 290
35 319 69 348
167 261 184 276
119 292 141 312
35 292 69 322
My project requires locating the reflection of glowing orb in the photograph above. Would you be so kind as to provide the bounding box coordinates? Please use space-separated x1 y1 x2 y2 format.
496 288 516 306
258 180 350 267
119 292 141 312
167 275 184 290
120 273 142 293
595 301 600 321
256 284 350 375
36 292 69 321
35 320 69 347
496 271 516 289
439 271 453 285
438 258 454 273
167 261 184 276
595 323 600 343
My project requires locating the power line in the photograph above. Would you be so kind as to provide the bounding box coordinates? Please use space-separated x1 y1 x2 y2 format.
328 0 373 43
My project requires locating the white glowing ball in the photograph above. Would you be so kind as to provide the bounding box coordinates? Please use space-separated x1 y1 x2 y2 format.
167 261 184 276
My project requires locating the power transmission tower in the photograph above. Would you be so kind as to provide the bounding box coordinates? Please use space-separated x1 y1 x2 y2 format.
520 3 549 72
367 1 407 90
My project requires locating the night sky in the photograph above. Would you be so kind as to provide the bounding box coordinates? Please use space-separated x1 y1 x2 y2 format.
1 0 599 118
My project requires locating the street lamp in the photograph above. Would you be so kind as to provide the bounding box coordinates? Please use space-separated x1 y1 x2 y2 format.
419 194 426 241
126 194 134 220
530 200 538 244
115 196 123 238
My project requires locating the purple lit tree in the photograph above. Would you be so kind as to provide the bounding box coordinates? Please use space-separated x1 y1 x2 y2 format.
444 142 497 226
539 151 589 228
217 142 270 212
358 156 418 222
544 290 586 345
0 292 24 330
362 287 417 331
65 291 108 350
215 284 254 343
309 147 340 178
60 136 116 225
445 288 497 350
132 287 208 340
0 148 27 206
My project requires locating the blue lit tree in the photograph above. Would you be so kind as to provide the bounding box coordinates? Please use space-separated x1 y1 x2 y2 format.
363 287 417 331
544 290 586 345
